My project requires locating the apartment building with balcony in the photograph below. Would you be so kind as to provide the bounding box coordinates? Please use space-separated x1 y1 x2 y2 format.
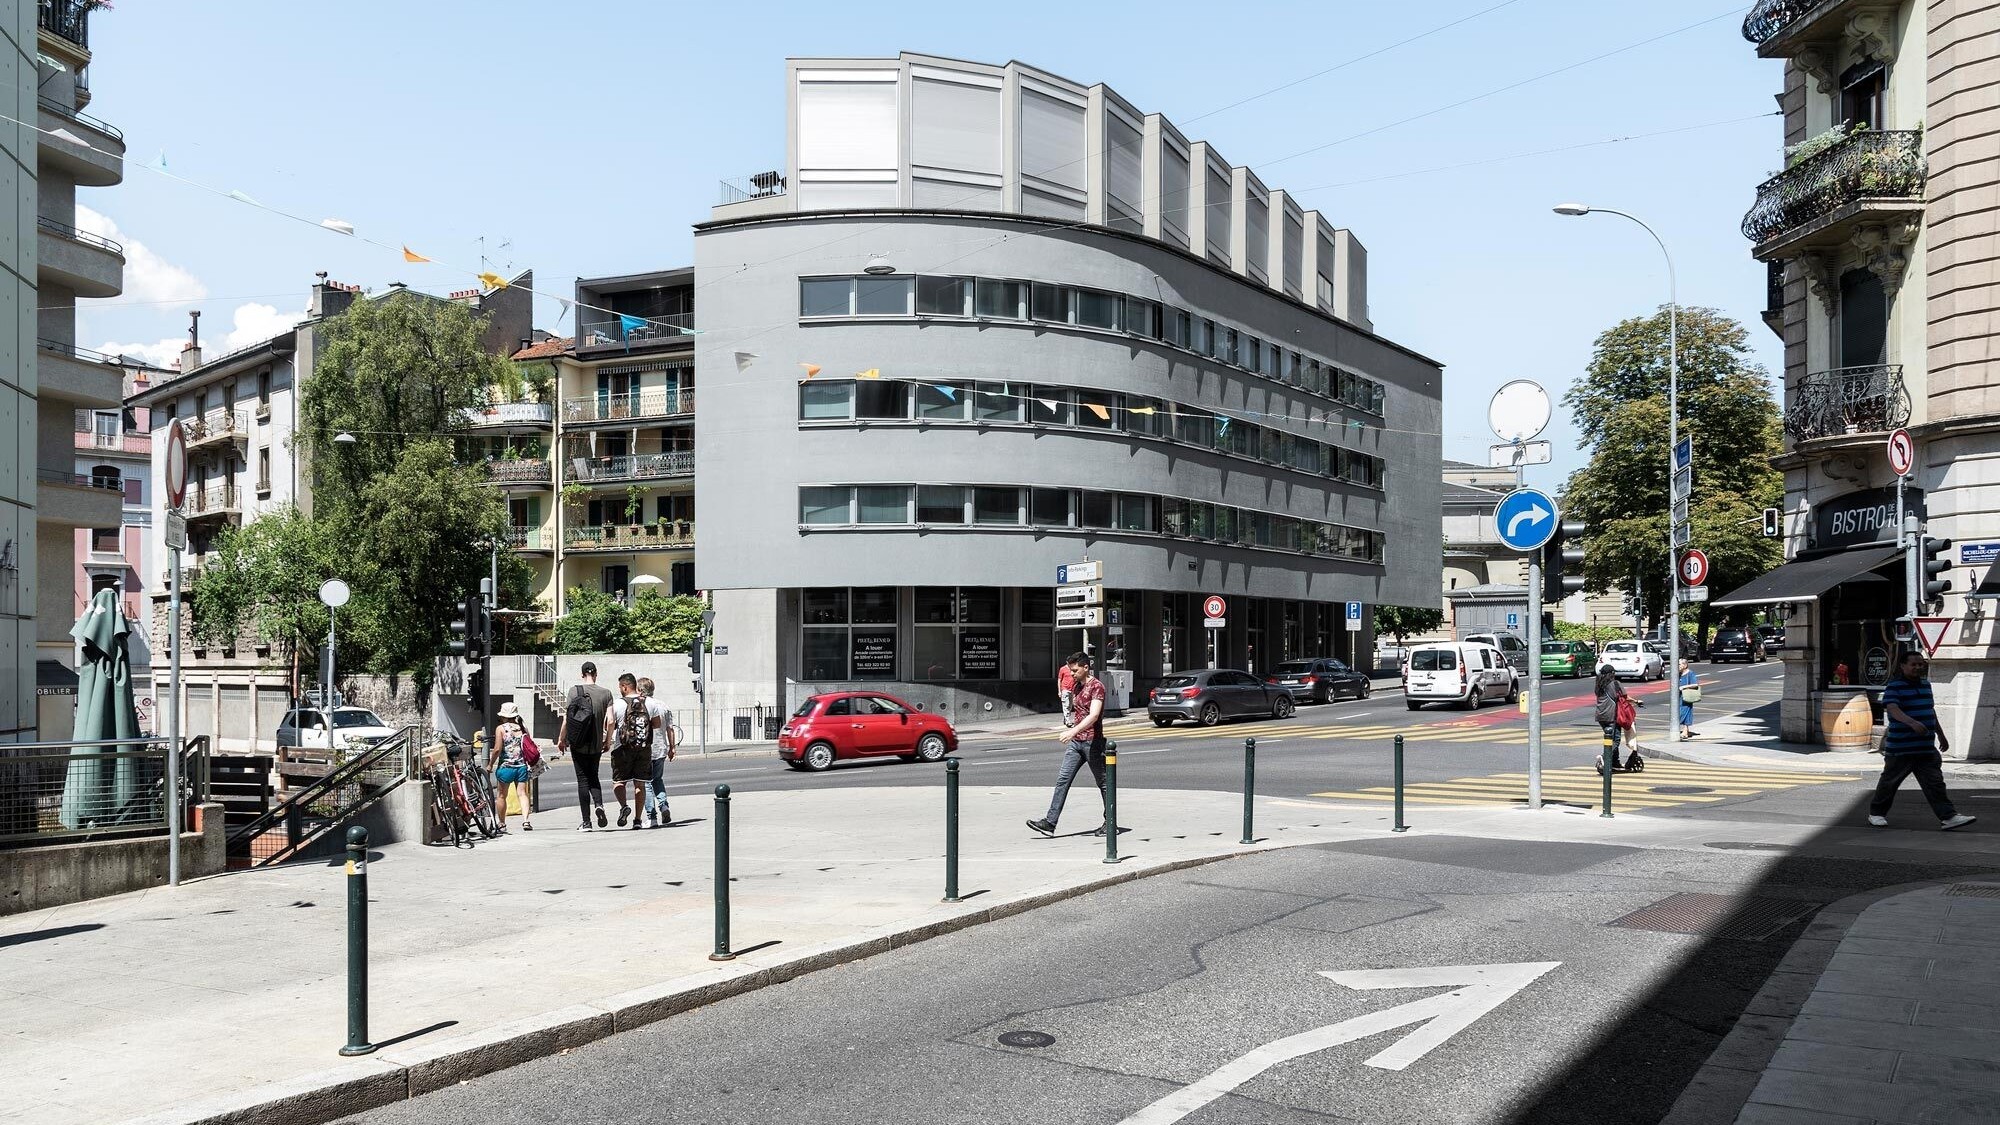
1718 1 2000 753
126 273 533 748
69 362 166 724
5 0 128 742
692 53 1442 719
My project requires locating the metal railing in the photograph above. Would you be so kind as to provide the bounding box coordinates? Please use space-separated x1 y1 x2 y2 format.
1765 260 1786 319
75 429 152 453
227 726 415 867
38 0 89 48
38 215 123 256
567 450 695 482
1741 0 1820 44
1743 129 1925 245
186 481 240 516
563 522 695 550
1785 364 1911 442
180 409 249 445
481 457 551 484
719 170 787 205
577 312 695 349
562 387 696 423
38 93 120 141
502 524 552 550
462 401 553 427
0 736 205 848
38 336 121 366
35 466 123 492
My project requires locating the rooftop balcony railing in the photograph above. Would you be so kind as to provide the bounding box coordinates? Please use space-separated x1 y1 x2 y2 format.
567 451 694 484
577 312 695 349
719 170 787 205
562 388 696 424
1742 129 1924 247
461 401 553 428
38 0 89 49
1784 364 1911 443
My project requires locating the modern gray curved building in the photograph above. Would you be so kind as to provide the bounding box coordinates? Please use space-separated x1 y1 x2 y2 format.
694 53 1442 717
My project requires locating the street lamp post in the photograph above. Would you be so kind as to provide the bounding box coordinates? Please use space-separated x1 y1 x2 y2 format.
1554 203 1681 696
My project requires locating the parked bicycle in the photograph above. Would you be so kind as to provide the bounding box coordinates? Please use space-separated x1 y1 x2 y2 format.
424 733 500 847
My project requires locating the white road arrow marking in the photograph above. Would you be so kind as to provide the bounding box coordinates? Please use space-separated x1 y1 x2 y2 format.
1505 504 1551 540
1116 961 1560 1125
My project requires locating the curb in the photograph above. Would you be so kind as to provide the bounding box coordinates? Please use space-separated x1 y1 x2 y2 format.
112 847 1264 1125
1656 876 1974 1125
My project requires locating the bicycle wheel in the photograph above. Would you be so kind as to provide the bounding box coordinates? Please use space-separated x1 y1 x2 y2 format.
464 769 501 839
430 768 467 848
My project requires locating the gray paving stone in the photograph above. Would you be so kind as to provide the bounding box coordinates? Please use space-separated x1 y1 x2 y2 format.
1746 1069 2000 1123
1812 969 1984 1003
1800 991 1918 1025
1914 998 2000 1032
1788 1014 2000 1063
1736 1103 1872 1125
1894 1051 2000 1094
1766 1040 1898 1082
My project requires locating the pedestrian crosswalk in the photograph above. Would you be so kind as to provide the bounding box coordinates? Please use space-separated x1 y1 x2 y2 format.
1307 759 1859 811
1104 716 1629 749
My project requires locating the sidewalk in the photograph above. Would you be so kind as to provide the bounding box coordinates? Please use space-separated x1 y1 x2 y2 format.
1637 703 2000 780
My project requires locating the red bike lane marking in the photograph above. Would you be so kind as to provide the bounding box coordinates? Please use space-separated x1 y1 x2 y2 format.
1414 679 1679 730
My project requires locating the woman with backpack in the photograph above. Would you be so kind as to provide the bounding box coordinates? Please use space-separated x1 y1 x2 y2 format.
491 701 536 832
1593 664 1643 773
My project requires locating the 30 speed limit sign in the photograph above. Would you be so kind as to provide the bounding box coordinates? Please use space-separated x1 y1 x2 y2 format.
1679 549 1710 587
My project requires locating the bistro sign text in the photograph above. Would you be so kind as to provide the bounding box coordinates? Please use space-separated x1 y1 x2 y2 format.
1814 486 1925 552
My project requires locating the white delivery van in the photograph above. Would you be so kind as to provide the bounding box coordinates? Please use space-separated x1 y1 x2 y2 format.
1403 641 1519 710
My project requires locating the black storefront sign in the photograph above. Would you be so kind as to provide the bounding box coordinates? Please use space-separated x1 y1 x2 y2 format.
959 629 1000 679
851 630 897 679
1813 486 1924 553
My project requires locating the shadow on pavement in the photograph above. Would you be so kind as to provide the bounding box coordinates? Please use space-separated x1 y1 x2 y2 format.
1498 788 2000 1125
0 922 105 948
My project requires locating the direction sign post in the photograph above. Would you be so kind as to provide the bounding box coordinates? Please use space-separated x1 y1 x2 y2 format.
1056 606 1103 628
1492 485 1558 811
1888 429 1916 624
1056 561 1102 585
1203 596 1227 669
1345 601 1363 632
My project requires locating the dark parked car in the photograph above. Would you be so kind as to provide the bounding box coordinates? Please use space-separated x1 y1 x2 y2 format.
1265 658 1370 704
776 692 957 771
1709 628 1767 663
1755 625 1787 650
1148 669 1295 727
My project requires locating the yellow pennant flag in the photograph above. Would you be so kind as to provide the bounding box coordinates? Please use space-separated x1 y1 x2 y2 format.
1128 406 1156 416
1086 402 1110 422
799 363 822 381
478 271 508 290
856 368 881 380
402 246 429 263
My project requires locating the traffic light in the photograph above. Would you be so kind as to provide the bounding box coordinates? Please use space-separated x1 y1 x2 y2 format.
1922 533 1954 609
1542 520 1587 604
689 634 703 676
1762 507 1781 538
467 663 485 704
447 594 488 663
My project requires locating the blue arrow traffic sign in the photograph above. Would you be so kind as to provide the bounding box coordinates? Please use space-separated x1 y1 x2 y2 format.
1495 487 1559 552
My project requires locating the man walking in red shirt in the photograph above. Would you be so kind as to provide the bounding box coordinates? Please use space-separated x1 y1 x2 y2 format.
1028 652 1107 837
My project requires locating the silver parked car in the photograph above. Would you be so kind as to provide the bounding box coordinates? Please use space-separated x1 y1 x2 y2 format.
1147 668 1295 727
275 706 397 750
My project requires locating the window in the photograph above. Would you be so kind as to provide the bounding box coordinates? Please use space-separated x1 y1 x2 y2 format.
917 485 967 524
257 369 272 408
855 380 908 419
917 276 970 316
1244 336 1262 374
89 465 120 491
1841 61 1886 131
855 276 913 315
1030 488 1072 526
1165 309 1191 348
1080 491 1115 528
257 448 271 491
975 278 1026 319
915 382 970 420
1077 389 1118 429
800 382 852 420
1031 282 1068 323
602 565 630 600
1123 297 1157 339
800 486 851 524
90 527 120 554
1075 289 1119 331
1173 405 1215 447
973 487 1019 524
804 588 849 625
800 278 851 317
1125 396 1163 437
974 382 1023 422
856 486 910 524
1261 342 1280 379
670 560 695 596
1029 386 1074 427
1118 494 1154 532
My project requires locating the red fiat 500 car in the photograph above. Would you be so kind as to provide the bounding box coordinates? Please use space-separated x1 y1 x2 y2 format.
777 692 958 772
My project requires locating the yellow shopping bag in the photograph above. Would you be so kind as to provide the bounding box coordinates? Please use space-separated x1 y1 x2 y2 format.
506 787 524 817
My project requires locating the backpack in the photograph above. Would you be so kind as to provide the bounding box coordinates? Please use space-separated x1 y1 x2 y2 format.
567 688 599 750
617 696 650 751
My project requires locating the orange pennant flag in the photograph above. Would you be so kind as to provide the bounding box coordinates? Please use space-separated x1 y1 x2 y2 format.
856 368 881 380
799 363 822 381
1086 402 1110 422
402 246 430 263
478 271 508 290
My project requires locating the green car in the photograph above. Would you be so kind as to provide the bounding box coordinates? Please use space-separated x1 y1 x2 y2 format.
1539 640 1591 678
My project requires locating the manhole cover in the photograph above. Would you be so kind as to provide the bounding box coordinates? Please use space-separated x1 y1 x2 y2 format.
1647 785 1714 795
1608 892 1818 941
999 1031 1056 1048
1703 842 1786 852
1946 883 2000 899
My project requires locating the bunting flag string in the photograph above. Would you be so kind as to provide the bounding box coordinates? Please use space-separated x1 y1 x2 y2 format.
478 272 510 291
798 363 822 380
402 246 430 263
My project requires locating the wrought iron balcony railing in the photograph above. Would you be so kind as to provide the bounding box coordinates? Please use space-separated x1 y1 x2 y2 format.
1784 364 1911 443
461 401 553 428
186 481 240 517
564 522 695 551
1742 129 1924 246
562 387 695 423
567 451 695 483
38 0 89 49
181 409 249 447
481 457 552 484
502 525 552 550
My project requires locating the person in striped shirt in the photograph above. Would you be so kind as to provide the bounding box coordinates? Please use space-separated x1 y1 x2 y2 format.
1869 651 1976 830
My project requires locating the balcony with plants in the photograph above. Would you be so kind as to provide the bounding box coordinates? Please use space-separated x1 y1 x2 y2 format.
181 408 250 451
1784 364 1911 445
562 387 696 426
562 521 696 553
1742 125 1924 259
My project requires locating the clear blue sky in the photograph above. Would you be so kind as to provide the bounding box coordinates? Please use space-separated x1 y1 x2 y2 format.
77 0 1782 486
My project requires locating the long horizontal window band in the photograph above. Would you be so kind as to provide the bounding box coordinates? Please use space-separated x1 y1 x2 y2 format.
799 273 1387 416
798 379 1384 489
796 484 1386 565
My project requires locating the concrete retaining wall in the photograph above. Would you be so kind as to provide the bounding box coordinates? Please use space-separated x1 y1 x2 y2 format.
2 801 226 916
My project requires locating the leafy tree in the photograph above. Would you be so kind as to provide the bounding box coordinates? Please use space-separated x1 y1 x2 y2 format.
628 592 706 653
1374 605 1444 646
1559 306 1782 636
553 587 632 654
188 509 339 663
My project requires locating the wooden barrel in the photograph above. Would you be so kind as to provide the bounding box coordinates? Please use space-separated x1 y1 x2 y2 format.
1819 692 1875 750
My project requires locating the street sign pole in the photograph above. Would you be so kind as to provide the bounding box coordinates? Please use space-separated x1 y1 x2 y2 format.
1526 557 1542 812
166 531 181 887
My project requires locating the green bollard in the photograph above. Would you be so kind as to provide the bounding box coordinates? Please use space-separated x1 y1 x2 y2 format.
1102 740 1120 864
1601 731 1615 819
338 825 376 1056
709 784 735 961
1393 734 1407 833
943 757 961 903
1240 737 1257 844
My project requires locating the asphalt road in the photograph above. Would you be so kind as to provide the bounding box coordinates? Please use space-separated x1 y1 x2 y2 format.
526 660 1789 825
345 795 2000 1125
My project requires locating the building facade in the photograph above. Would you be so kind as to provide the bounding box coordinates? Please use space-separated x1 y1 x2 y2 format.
1725 1 2000 753
70 363 164 725
13 0 127 742
691 53 1443 719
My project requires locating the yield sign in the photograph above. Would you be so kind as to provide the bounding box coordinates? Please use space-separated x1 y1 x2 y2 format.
1913 617 1952 656
1117 962 1560 1125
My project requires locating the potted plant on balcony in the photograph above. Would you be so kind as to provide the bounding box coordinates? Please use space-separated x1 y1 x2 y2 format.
625 485 644 537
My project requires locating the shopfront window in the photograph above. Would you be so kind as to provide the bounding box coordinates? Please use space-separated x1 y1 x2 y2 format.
802 587 899 681
913 586 1001 680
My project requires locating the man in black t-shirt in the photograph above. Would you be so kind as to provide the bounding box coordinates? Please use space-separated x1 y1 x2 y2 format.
557 661 615 831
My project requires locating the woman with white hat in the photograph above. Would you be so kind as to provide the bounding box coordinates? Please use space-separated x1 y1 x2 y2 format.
491 700 534 832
